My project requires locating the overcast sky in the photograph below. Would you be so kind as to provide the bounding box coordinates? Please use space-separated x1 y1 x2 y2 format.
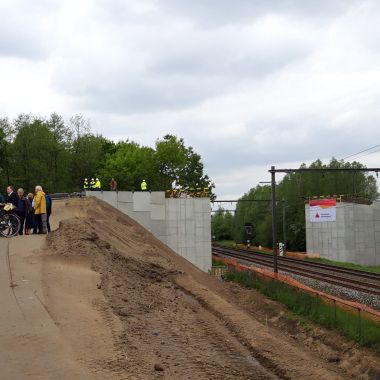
1 0 380 199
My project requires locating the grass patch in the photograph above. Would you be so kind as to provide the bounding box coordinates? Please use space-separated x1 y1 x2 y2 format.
224 267 380 352
215 240 236 248
306 257 380 274
212 258 225 266
251 248 272 255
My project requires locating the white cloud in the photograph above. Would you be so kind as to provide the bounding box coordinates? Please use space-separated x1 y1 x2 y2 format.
1 0 380 198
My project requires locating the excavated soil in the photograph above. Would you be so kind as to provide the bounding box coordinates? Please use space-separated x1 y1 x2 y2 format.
2 197 379 379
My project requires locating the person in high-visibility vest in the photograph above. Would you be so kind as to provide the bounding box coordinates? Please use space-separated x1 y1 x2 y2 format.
141 179 148 191
90 178 95 190
94 178 102 191
83 178 89 191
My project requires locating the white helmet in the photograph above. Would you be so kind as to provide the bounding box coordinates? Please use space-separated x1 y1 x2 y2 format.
85 178 88 180
96 178 99 181
91 178 94 181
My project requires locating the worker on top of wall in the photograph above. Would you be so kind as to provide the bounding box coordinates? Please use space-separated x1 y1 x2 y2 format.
90 178 95 190
94 178 102 191
141 179 148 191
110 178 117 191
83 178 89 191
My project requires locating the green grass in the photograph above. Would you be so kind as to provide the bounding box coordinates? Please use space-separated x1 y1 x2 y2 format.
214 240 236 248
224 267 380 352
306 257 380 274
212 258 225 266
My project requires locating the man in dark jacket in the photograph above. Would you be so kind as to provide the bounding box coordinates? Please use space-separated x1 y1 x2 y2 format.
6 186 18 208
16 188 30 235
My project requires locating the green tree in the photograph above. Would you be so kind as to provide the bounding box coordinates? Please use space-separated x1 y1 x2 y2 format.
0 114 214 197
212 208 234 240
155 134 215 196
99 141 159 190
10 115 56 191
0 118 12 190
233 159 378 251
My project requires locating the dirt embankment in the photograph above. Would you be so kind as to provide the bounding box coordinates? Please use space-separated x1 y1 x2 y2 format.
42 198 379 379
3 197 379 379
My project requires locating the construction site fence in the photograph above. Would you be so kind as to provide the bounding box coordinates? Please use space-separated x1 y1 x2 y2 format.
212 256 380 331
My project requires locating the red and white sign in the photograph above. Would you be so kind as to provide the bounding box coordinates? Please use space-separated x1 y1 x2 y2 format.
309 199 336 223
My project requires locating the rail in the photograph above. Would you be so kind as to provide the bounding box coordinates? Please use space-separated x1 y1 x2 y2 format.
212 245 380 296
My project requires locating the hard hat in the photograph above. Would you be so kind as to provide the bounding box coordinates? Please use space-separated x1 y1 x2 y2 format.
85 178 87 180
91 178 94 180
96 178 99 181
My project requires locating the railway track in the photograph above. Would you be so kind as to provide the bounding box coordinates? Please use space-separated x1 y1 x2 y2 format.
212 245 380 296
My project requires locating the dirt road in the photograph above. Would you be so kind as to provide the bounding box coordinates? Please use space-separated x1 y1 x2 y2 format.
0 198 378 379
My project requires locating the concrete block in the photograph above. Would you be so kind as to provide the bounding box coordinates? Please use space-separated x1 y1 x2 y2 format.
186 222 195 236
151 220 166 237
88 191 103 200
132 212 151 231
117 191 133 203
117 202 134 216
133 192 151 212
166 241 177 253
87 187 212 272
166 211 178 221
194 201 203 213
150 191 165 205
151 204 165 220
166 236 178 247
102 192 117 208
202 200 211 212
185 204 194 219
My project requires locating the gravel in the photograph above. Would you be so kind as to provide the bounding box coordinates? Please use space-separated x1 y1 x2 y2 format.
219 255 380 312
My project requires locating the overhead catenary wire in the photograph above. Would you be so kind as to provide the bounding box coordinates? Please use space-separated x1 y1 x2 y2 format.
346 147 380 162
342 144 380 161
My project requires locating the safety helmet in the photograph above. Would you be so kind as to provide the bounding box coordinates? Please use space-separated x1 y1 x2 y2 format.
91 178 94 180
96 178 99 181
85 178 88 180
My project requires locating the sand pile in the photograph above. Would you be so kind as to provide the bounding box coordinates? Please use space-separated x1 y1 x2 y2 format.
43 198 379 379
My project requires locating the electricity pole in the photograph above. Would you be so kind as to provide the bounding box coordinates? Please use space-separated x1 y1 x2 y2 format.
270 166 278 273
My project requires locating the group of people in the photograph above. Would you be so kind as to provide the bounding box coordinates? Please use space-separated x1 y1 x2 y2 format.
83 178 102 191
83 178 148 191
1 185 52 235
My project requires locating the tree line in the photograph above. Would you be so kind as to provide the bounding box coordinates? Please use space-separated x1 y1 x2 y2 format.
212 159 378 251
0 113 214 196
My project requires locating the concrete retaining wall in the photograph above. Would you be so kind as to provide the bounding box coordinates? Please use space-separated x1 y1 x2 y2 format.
87 191 211 271
306 202 380 266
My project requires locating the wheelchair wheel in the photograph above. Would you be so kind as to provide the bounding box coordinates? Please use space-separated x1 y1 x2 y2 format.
0 213 21 237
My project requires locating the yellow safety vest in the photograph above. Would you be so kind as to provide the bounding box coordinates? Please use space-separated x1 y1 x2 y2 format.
141 181 147 190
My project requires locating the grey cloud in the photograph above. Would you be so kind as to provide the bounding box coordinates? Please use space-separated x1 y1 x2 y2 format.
53 26 311 114
0 1 61 60
191 115 380 178
151 42 310 79
159 0 360 26
56 73 224 114
0 27 49 60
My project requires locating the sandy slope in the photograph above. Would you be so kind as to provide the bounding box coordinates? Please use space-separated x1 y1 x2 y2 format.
0 197 375 379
